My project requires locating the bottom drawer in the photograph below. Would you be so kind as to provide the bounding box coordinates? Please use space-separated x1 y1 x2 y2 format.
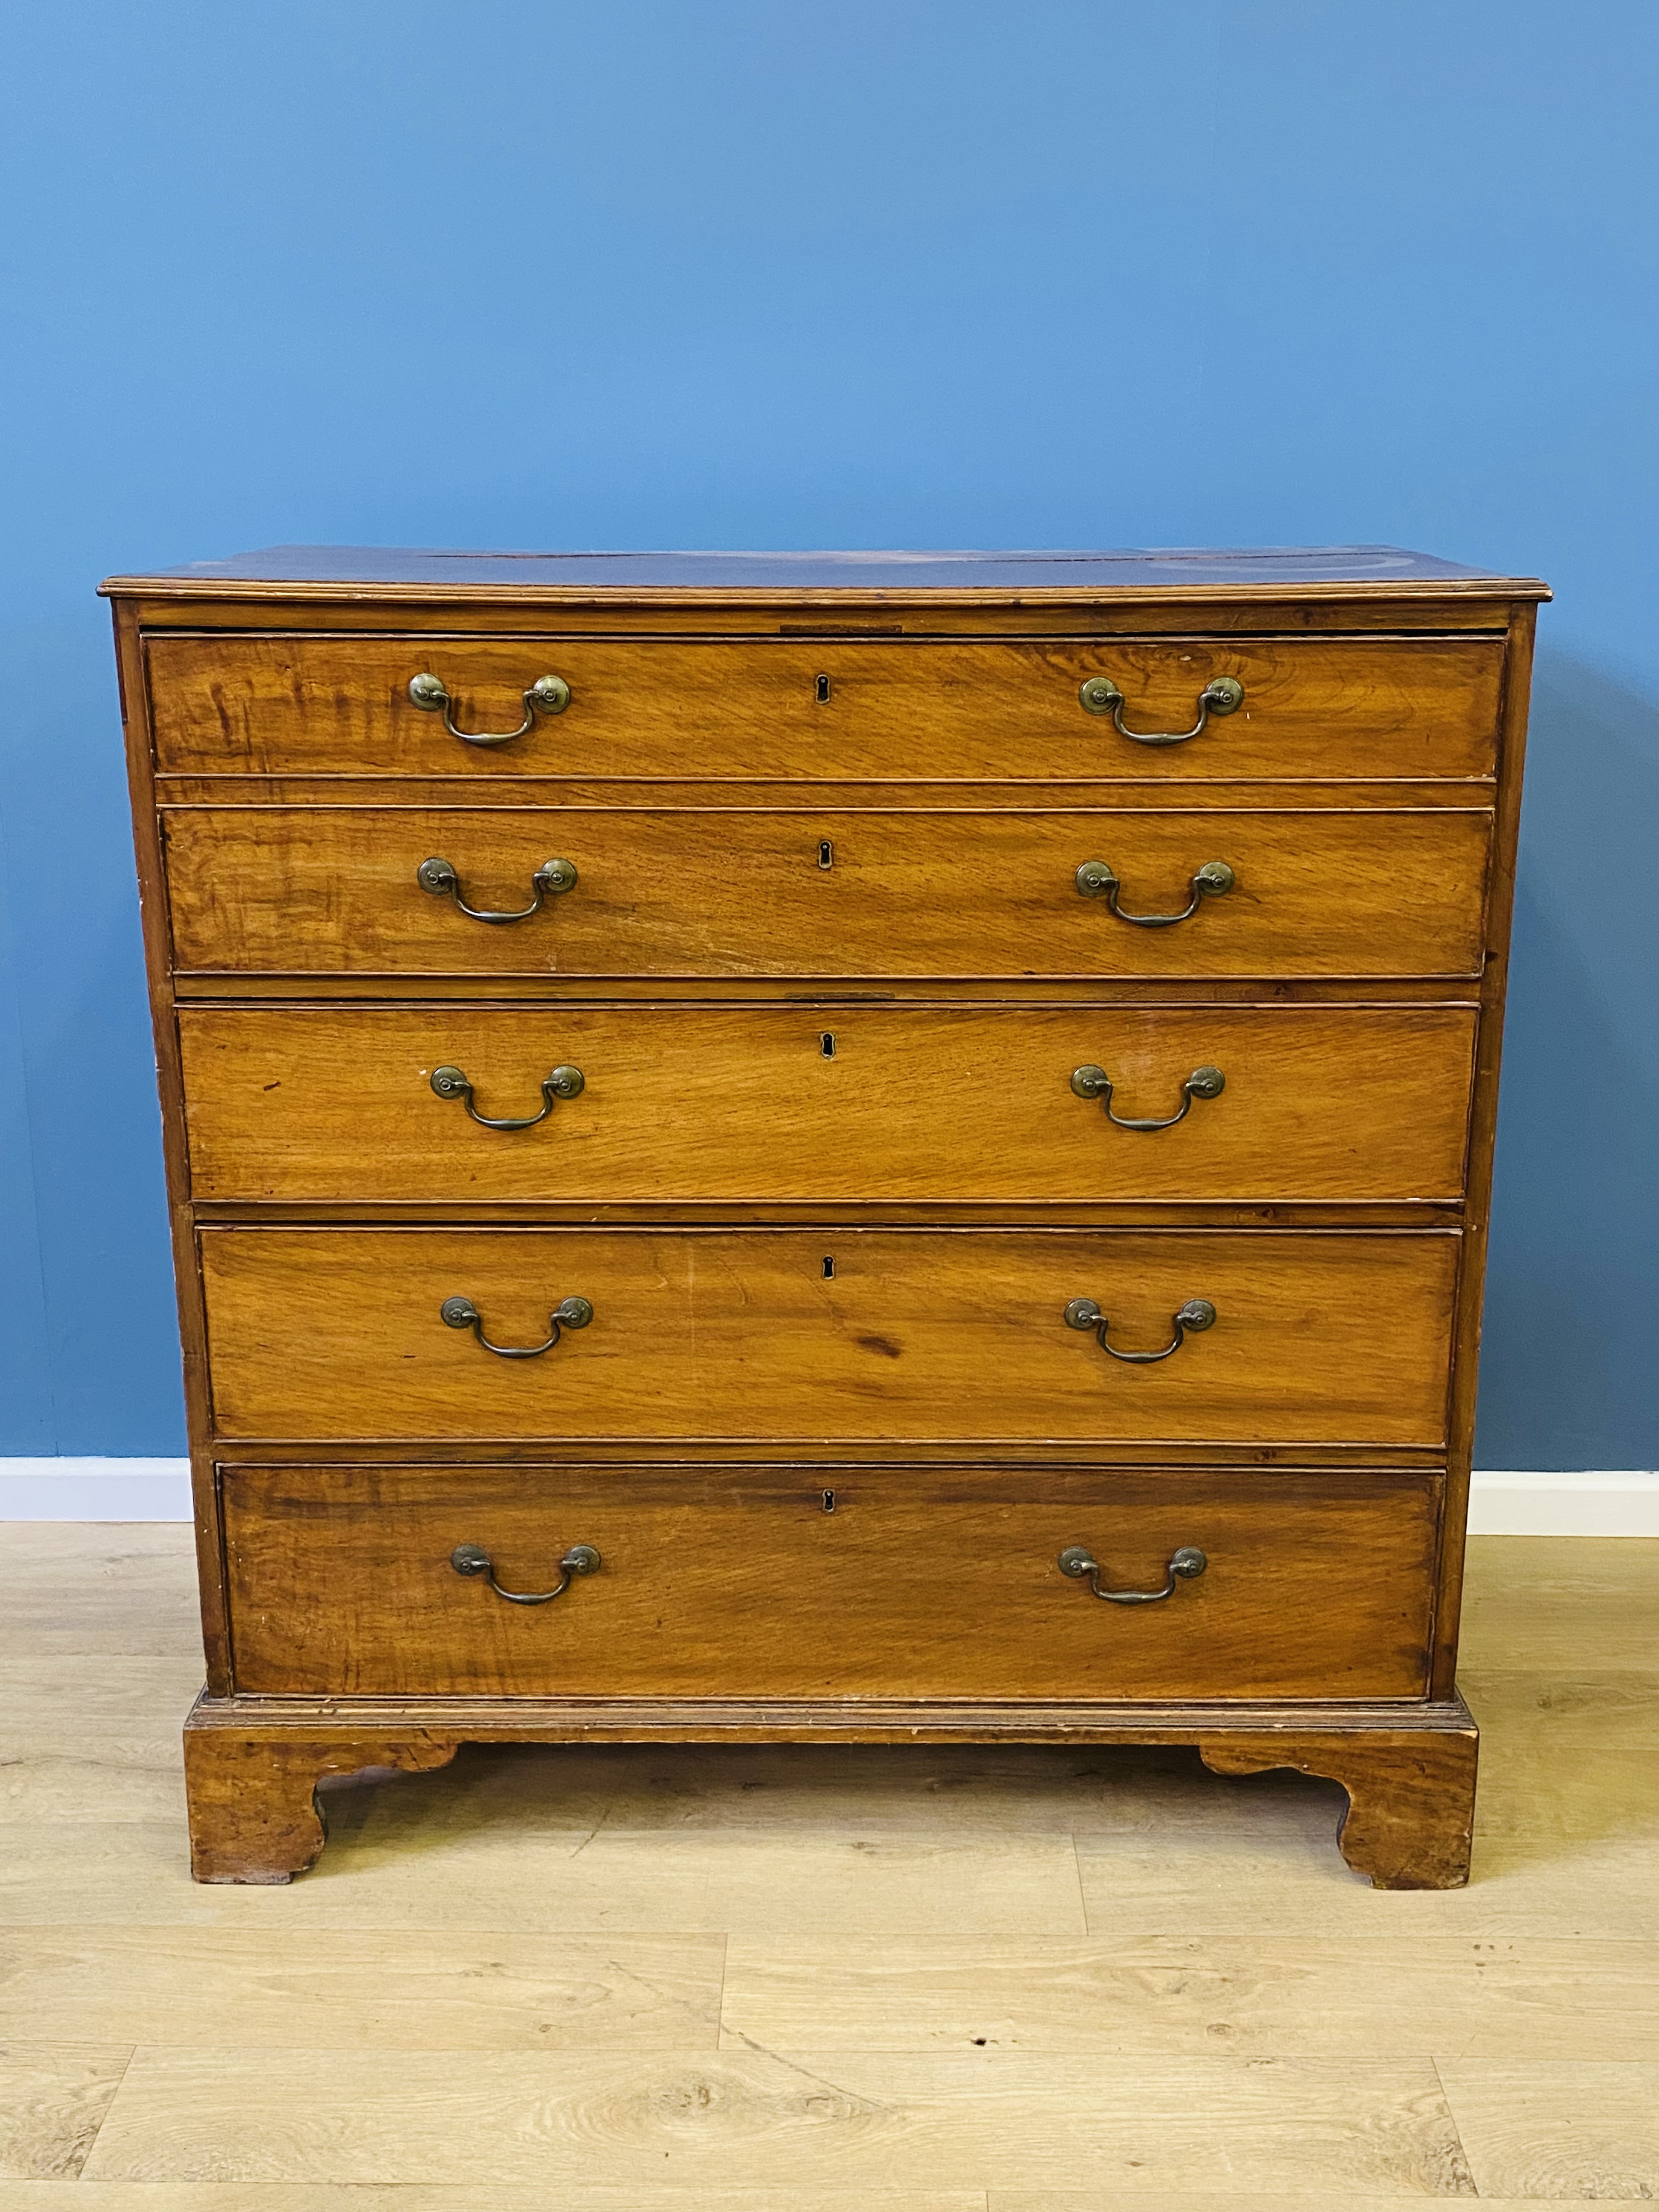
222 1464 1442 1701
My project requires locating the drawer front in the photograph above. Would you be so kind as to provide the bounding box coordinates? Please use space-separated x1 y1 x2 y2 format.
221 1463 1441 1700
179 1003 1479 1205
199 1228 1459 1446
163 806 1493 980
148 633 1503 782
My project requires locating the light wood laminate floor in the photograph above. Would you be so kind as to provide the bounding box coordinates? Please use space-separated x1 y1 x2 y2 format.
1 1525 1656 2207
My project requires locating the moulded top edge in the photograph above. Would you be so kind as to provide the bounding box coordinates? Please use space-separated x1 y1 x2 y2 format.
99 544 1553 601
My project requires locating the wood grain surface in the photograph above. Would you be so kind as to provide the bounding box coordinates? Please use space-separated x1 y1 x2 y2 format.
1429 599 1536 1698
0 1926 726 2049
1433 2061 1659 2198
0 2044 131 2180
176 1002 1479 1206
0 2189 989 2210
8 1527 1658 2196
160 804 1494 981
111 601 234 1694
1200 1724 1476 1889
217 1463 1441 1701
145 632 1503 782
196 1226 1460 1446
719 1931 1659 2057
78 2046 1477 2191
105 560 1542 1923
179 1730 460 1883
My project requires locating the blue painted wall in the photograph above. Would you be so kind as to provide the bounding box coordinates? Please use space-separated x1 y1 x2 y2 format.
1 1 1654 1463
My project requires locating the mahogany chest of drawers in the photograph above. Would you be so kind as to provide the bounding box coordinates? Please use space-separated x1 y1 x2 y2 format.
104 544 1545 1887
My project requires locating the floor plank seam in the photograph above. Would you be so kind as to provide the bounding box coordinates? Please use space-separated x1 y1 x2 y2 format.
1430 2051 1483 2197
71 2040 137 2181
1069 1828 1091 1935
716 2025 895 2113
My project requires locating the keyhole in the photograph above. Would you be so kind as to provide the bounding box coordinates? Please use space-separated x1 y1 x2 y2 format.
815 674 831 703
820 1031 836 1058
822 1489 836 1513
818 840 834 870
822 1256 835 1279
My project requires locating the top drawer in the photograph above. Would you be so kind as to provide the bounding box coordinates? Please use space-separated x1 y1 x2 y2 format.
145 633 1504 783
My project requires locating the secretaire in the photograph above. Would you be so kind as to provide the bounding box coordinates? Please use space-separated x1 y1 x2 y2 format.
103 544 1546 1886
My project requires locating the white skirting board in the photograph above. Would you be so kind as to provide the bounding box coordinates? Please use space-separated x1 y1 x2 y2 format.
0 1459 1656 1534
1464 1470 1659 1537
0 1459 198 1521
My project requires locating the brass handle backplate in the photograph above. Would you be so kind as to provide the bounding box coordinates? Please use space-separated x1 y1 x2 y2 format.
1063 1295 1217 1363
409 671 571 745
450 1541 601 1604
441 1294 593 1357
416 855 577 923
1070 1063 1224 1130
431 1063 585 1130
1077 673 1243 743
1058 1543 1208 1603
1075 859 1235 927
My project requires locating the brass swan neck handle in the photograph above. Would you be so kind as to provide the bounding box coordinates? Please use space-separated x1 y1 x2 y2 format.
1063 1295 1217 1363
416 855 577 923
409 671 571 746
1058 1544 1208 1602
1074 859 1235 927
1070 1063 1225 1130
450 1542 600 1604
440 1294 593 1357
430 1063 585 1131
1077 673 1243 744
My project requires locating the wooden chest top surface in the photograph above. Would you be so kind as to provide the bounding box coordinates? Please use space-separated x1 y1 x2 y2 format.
103 543 1550 605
